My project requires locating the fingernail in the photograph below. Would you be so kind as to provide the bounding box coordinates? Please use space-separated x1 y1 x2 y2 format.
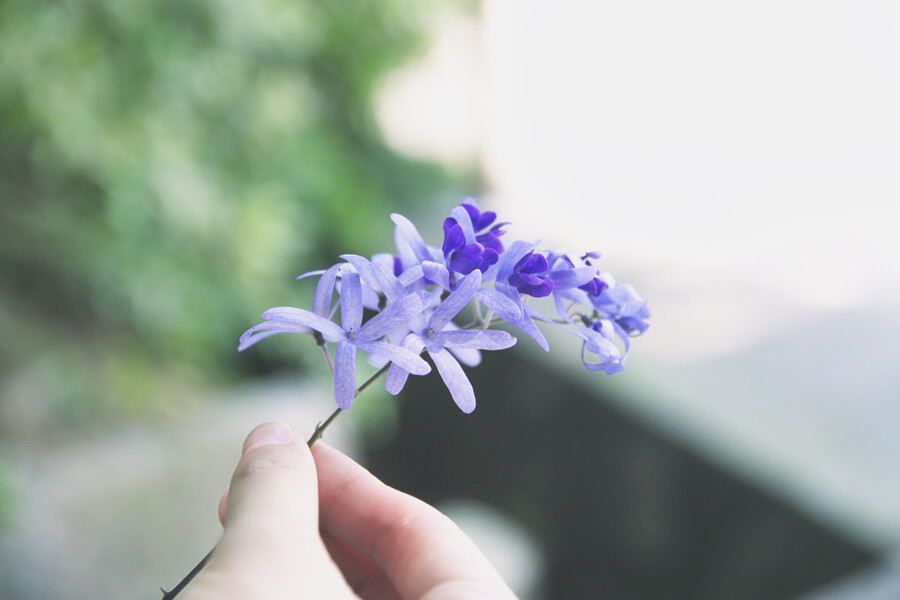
242 422 294 455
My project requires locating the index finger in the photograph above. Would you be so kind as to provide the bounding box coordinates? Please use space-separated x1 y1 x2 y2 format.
311 443 517 600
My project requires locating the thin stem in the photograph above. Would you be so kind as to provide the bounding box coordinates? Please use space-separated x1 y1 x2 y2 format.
305 406 342 447
160 548 214 600
320 344 334 374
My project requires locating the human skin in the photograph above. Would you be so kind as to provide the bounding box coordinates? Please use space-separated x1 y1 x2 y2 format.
181 422 518 600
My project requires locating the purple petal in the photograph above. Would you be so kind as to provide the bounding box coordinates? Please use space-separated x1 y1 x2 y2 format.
428 270 481 331
385 364 410 395
450 205 477 244
549 265 596 289
358 292 424 340
518 308 551 351
313 263 342 317
397 264 425 288
238 322 313 351
368 259 407 302
339 254 379 291
422 261 451 290
496 240 534 282
385 335 426 394
391 213 435 264
440 329 517 350
261 307 344 341
333 340 357 409
356 339 430 375
296 269 326 280
475 288 522 322
515 251 549 275
340 271 363 332
429 348 476 413
442 219 466 257
449 243 485 275
448 346 481 367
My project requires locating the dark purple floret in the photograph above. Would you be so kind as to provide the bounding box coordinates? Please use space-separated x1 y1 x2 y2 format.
578 276 608 297
442 218 500 275
508 251 555 297
462 202 509 254
461 203 496 230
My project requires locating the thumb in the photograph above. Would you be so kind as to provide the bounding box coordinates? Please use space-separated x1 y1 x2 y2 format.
184 422 352 599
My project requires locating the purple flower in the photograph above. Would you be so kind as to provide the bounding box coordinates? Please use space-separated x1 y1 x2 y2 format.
493 240 553 351
441 218 499 276
239 263 343 349
508 251 555 297
385 270 517 413
578 319 627 374
457 199 509 253
240 270 431 409
592 277 651 335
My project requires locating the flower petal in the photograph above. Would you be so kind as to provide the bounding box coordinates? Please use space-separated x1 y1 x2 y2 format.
368 258 408 302
385 335 426 394
339 254 379 293
313 263 342 317
475 288 522 322
549 265 596 289
357 339 431 375
450 204 477 244
333 340 357 409
296 269 326 280
428 270 481 331
439 329 517 350
422 261 451 290
237 322 313 351
391 213 435 264
429 348 476 414
340 271 363 332
260 307 344 341
358 292 425 340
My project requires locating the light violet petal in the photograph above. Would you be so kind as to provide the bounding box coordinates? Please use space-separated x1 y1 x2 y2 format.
358 292 424 340
429 348 476 414
313 263 342 317
261 307 344 341
333 341 357 409
391 213 435 264
450 205 477 244
549 266 596 289
429 270 481 331
476 288 522 322
385 363 410 395
357 339 431 375
448 346 481 367
369 259 407 302
518 310 550 352
296 269 326 280
398 264 426 287
422 261 451 290
340 254 386 298
385 335 426 394
237 323 313 351
440 329 517 351
340 271 363 331
496 240 534 282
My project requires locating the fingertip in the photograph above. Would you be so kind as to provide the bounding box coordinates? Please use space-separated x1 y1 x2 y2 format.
241 421 296 455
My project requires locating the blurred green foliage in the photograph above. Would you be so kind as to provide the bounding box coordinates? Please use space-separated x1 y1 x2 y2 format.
0 0 474 419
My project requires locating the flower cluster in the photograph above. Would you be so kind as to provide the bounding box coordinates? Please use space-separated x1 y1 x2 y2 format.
239 199 650 414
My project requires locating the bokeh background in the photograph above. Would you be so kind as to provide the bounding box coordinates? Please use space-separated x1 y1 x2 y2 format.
2 1 899 598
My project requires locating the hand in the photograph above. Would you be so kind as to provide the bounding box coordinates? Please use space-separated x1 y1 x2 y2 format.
182 422 518 600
